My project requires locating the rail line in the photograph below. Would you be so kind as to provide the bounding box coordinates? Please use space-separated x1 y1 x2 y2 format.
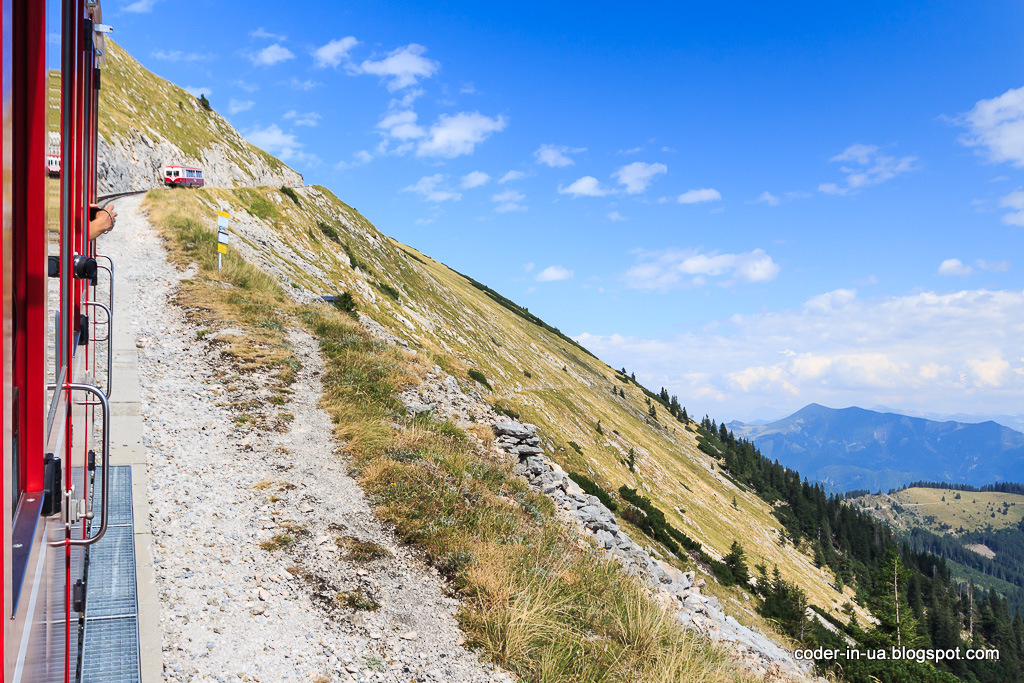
97 188 149 204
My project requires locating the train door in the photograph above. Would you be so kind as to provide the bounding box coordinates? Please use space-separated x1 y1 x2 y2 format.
2 1 110 680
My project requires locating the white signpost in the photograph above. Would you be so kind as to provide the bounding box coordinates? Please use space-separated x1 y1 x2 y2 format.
216 209 230 270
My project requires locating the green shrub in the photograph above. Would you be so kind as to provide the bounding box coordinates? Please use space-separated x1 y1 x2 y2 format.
341 243 369 272
373 280 400 301
317 221 341 244
493 401 521 421
568 441 583 455
280 185 301 206
467 369 492 391
568 472 618 512
331 292 357 316
619 485 704 560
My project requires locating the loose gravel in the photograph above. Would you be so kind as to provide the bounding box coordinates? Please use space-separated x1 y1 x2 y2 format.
103 194 513 683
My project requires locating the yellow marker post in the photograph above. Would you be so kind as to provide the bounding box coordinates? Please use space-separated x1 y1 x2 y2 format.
216 209 230 269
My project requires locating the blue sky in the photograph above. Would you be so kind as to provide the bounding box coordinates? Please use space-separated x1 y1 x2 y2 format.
86 1 1024 422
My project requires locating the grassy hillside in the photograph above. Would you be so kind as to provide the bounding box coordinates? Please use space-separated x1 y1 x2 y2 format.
97 40 286 173
142 183 865 639
849 486 1024 535
849 486 1024 616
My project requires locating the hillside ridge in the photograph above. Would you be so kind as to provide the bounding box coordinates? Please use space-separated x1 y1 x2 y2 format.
730 403 1024 492
93 40 302 193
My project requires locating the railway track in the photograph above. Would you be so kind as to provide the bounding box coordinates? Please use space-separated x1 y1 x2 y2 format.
97 188 150 204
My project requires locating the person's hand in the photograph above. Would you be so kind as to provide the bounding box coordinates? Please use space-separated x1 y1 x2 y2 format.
88 203 117 241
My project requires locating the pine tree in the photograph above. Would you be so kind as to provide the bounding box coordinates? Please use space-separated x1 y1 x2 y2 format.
870 550 922 649
198 93 211 111
648 404 657 420
627 447 636 472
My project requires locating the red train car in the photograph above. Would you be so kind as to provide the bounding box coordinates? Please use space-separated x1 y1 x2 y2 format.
2 1 130 680
162 164 204 187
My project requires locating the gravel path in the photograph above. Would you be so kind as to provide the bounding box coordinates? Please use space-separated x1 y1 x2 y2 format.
105 194 512 683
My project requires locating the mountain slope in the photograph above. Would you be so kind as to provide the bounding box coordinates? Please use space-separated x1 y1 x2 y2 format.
97 39 1024 681
95 40 302 192
730 403 1024 492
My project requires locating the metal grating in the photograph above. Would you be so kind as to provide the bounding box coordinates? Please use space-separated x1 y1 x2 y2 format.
82 526 137 618
79 465 141 682
80 617 141 683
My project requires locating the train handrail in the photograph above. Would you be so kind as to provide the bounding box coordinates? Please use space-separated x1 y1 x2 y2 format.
45 382 110 548
95 253 114 321
82 301 112 398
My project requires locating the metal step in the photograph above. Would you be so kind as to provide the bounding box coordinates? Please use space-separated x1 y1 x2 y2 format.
79 465 141 683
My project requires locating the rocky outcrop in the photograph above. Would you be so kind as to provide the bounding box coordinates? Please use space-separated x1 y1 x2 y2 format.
98 133 302 195
494 421 814 681
399 373 816 681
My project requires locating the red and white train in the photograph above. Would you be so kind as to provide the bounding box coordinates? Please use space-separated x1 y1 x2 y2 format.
46 154 61 177
2 1 127 681
162 164 204 187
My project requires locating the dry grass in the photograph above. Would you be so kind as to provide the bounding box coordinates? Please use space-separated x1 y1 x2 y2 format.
260 534 295 551
466 423 496 447
335 536 390 562
144 191 299 392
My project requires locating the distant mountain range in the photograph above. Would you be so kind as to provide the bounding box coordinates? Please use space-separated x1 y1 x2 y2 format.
728 403 1024 492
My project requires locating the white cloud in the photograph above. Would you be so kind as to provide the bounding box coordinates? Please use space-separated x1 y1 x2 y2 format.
416 112 507 158
183 85 213 98
499 170 527 184
613 161 667 194
830 143 878 165
624 247 779 290
536 265 573 282
558 176 609 197
608 211 626 222
314 37 359 68
377 110 425 141
402 174 461 203
523 262 535 272
283 110 321 127
152 50 210 62
492 189 527 213
818 183 847 196
756 191 780 206
336 150 373 170
959 86 1024 167
575 288 1024 420
283 78 321 91
125 0 161 12
938 258 973 276
244 124 319 166
250 27 286 41
976 259 1010 272
677 188 721 204
803 288 857 312
460 171 490 189
228 99 255 115
821 143 918 194
999 190 1024 226
233 80 259 93
250 44 295 67
357 44 439 91
535 144 585 167
618 146 645 155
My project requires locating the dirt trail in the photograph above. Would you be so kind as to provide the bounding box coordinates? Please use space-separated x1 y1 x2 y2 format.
104 194 511 683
